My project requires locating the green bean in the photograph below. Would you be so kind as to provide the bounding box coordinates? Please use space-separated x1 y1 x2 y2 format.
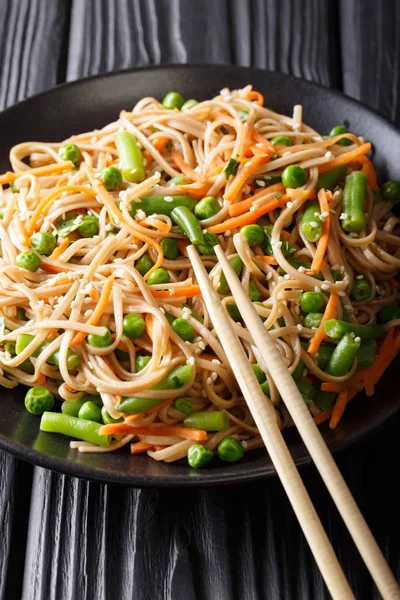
300 202 322 242
218 256 243 295
356 340 377 370
341 171 367 233
40 412 111 447
262 223 296 258
117 396 163 414
101 406 123 425
62 396 91 417
292 359 305 380
324 319 385 341
198 232 220 255
316 165 347 191
116 131 145 183
251 363 266 384
378 303 400 324
16 333 81 370
167 174 185 186
254 175 282 188
326 334 360 377
314 390 337 411
249 281 261 302
0 207 4 219
351 277 372 301
296 381 317 405
129 195 197 216
184 411 229 431
226 304 242 322
301 341 334 370
160 237 179 260
170 206 204 245
174 397 193 415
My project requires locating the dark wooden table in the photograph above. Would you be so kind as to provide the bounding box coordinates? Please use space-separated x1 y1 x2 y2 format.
1 1 400 598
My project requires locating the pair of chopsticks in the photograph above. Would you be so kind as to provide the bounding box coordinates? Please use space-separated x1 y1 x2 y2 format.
187 244 400 600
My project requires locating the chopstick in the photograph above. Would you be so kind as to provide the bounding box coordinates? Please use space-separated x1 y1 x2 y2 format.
188 244 400 600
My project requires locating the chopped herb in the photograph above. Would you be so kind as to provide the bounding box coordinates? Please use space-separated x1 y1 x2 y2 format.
225 158 240 179
9 182 19 193
238 109 249 121
254 176 282 188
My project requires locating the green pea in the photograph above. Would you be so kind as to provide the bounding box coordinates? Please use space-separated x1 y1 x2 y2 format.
181 99 198 112
162 91 185 110
135 354 151 372
147 268 170 285
99 166 122 191
187 444 214 468
217 437 244 463
135 253 154 276
240 224 265 247
329 125 352 146
194 196 221 220
271 135 293 146
16 251 41 272
30 232 57 256
198 232 221 255
249 281 261 302
174 397 193 415
304 312 323 329
25 387 54 416
101 405 123 424
122 313 146 339
78 401 102 423
218 256 243 295
62 396 88 417
160 237 179 260
58 143 81 164
300 292 324 314
172 318 195 342
226 304 242 322
87 327 112 348
78 216 99 238
282 165 307 189
382 180 400 205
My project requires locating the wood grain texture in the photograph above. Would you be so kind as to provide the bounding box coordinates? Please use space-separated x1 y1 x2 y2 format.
1 1 400 599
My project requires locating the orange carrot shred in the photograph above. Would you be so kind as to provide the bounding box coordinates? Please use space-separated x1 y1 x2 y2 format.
99 424 207 442
247 90 264 106
258 256 278 266
308 293 339 356
130 442 154 454
0 161 74 185
310 189 331 274
224 155 270 202
228 183 285 217
318 143 372 173
171 150 204 182
70 274 115 346
314 407 333 425
209 196 288 234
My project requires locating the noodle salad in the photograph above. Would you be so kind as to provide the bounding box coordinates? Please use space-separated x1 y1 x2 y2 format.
1 85 400 468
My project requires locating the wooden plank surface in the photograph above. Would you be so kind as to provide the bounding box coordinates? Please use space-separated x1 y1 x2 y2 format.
0 1 400 599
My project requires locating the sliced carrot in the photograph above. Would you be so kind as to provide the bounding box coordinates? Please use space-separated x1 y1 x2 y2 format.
308 293 339 356
171 150 204 182
361 328 398 395
70 273 115 346
145 313 153 340
247 90 264 106
205 163 226 178
224 155 270 202
310 189 331 274
228 183 284 217
286 188 316 200
0 161 74 185
321 382 345 393
280 230 291 241
150 285 201 299
314 407 333 425
329 390 359 429
258 255 278 265
153 136 170 152
318 143 372 173
176 239 189 257
49 233 79 259
177 182 210 199
251 130 276 155
209 195 288 234
358 156 379 191
89 287 99 301
40 263 66 274
99 424 207 442
130 442 154 454
139 217 170 233
37 373 46 385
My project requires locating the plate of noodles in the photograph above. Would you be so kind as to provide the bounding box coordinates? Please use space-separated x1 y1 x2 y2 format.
1 65 400 486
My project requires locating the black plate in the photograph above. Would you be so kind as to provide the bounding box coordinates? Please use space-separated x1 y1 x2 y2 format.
1 64 400 487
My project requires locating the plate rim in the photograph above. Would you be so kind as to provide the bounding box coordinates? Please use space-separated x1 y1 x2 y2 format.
0 63 399 487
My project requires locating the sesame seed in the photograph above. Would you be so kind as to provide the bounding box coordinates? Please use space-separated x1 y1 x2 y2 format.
284 274 291 280
212 359 221 365
294 306 300 315
354 336 361 343
282 151 291 157
286 201 293 209
297 324 303 331
340 266 345 273
350 332 355 338
344 304 352 311
164 196 173 202
303 369 308 377
340 213 348 220
338 291 346 297
356 274 364 280
206 377 212 385
325 151 333 159
84 310 93 318
349 232 358 238
310 221 318 228
266 272 272 280
256 180 266 187
321 283 330 291
199 341 206 350
211 372 218 381
187 356 195 365
314 286 320 292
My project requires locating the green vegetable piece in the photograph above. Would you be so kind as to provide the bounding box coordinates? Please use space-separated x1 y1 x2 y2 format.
40 412 111 447
30 232 57 256
271 136 293 146
194 196 221 220
324 319 385 341
4 341 16 356
254 175 282 188
25 387 54 415
300 202 322 242
351 277 372 302
162 91 185 110
226 304 242 322
101 406 123 424
118 397 164 414
116 131 145 183
78 400 102 422
172 318 195 342
19 359 35 375
240 224 265 247
151 364 194 391
262 223 296 258
251 363 266 384
329 125 352 146
238 109 249 121
135 253 153 276
174 397 193 415
296 380 317 405
0 206 4 219
304 312 323 329
282 165 307 189
181 99 198 112
170 205 204 246
78 216 99 238
87 327 112 348
187 444 214 468
300 291 324 314
15 334 79 370
130 195 197 216
378 303 400 324
56 212 83 238
62 397 88 417
249 281 261 302
382 180 400 205
316 165 346 191
356 340 377 370
341 171 367 233
16 251 41 272
146 268 170 285
135 354 151 372
184 410 229 431
218 256 243 295
99 166 122 191
326 333 360 377
314 390 337 411
225 158 240 179
167 174 185 186
217 437 244 463
122 313 146 339
292 359 305 380
160 237 179 260
198 232 221 256
59 143 81 164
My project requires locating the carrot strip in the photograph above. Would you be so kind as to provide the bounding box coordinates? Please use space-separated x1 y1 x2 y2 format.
314 407 333 425
99 424 207 442
171 150 204 182
321 382 345 393
308 293 339 356
70 274 115 346
49 234 78 259
150 285 200 299
153 136 170 153
209 196 288 234
358 156 379 191
310 189 331 274
0 161 74 185
247 90 264 106
224 156 270 202
361 328 398 395
329 390 359 429
139 217 170 233
258 256 278 265
251 130 276 155
130 442 154 454
37 373 46 385
177 183 210 199
318 143 372 173
39 263 66 274
205 163 226 178
145 313 153 340
89 287 99 301
280 230 291 241
286 188 316 200
176 239 189 257
228 183 285 217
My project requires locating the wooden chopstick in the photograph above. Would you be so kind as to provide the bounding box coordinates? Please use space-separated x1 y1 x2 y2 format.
211 244 400 600
187 245 354 599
